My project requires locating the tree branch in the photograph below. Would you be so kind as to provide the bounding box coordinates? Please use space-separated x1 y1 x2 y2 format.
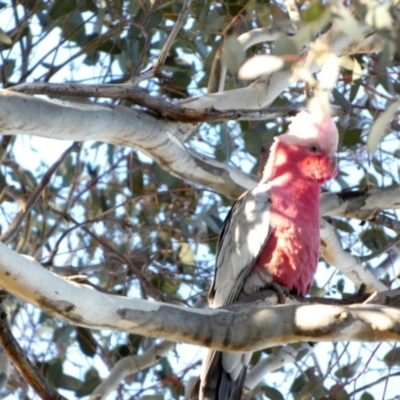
320 219 387 292
153 0 192 71
0 90 253 198
91 341 175 399
0 242 399 353
0 142 80 244
320 189 400 219
9 83 302 123
0 302 67 400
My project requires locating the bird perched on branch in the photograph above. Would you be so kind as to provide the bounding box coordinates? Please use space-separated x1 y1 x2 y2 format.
191 111 339 400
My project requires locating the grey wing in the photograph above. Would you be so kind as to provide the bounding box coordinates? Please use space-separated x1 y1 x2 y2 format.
209 183 272 308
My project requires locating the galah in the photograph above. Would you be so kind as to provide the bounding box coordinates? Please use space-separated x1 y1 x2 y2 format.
191 111 339 400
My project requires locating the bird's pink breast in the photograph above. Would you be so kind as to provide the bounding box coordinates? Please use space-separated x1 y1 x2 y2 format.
256 180 321 295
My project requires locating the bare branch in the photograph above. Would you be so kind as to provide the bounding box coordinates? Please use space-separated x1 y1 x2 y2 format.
0 349 10 391
0 303 67 400
0 142 80 244
154 0 192 70
320 219 387 292
9 83 302 123
0 186 27 212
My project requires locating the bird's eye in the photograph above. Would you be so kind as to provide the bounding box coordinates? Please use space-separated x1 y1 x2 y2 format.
309 144 320 153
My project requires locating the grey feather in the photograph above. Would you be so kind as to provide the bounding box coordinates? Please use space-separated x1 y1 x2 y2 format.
193 184 273 400
209 184 272 308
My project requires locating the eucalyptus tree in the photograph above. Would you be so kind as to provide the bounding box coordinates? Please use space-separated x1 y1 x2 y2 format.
0 1 399 399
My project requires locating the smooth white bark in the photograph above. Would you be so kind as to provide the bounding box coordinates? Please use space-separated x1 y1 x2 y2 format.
91 341 175 399
0 243 399 351
0 90 254 198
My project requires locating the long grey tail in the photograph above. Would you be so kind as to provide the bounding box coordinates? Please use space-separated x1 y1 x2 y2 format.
190 351 247 400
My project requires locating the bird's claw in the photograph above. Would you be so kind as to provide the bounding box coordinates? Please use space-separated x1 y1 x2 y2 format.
271 282 290 304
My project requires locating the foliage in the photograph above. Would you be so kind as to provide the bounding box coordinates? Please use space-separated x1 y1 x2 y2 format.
0 0 399 399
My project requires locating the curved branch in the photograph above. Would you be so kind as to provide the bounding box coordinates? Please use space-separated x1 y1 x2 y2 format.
320 189 400 219
0 303 67 400
0 90 252 198
91 341 175 399
245 343 313 390
0 242 399 353
0 142 79 244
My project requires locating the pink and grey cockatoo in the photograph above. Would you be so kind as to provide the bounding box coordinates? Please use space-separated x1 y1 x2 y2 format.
192 111 339 400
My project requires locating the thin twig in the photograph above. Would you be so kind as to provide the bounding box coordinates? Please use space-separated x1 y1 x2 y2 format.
0 142 80 244
358 236 400 262
372 213 400 235
154 0 192 71
0 304 67 400
9 82 304 122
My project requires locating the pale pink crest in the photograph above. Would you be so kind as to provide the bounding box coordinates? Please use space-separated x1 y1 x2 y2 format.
279 111 338 153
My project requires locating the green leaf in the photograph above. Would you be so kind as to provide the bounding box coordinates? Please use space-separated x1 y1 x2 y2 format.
152 162 180 189
360 392 375 400
367 100 400 153
383 347 400 367
342 128 362 148
178 242 195 267
361 228 390 251
273 35 298 57
204 215 223 235
44 359 63 387
0 28 12 44
222 35 245 75
58 373 82 391
76 368 101 397
301 0 326 22
150 274 180 296
54 325 74 347
349 78 362 103
260 385 285 400
244 129 263 157
332 88 351 110
334 358 361 379
61 9 86 44
332 4 364 42
76 327 97 357
333 219 354 233
2 59 16 80
130 169 144 195
49 0 77 19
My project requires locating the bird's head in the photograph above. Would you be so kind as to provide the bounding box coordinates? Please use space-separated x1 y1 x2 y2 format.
276 111 339 184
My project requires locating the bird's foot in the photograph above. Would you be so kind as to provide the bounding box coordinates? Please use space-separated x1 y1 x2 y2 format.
270 282 290 304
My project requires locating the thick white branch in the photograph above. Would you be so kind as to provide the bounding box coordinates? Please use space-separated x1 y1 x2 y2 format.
0 90 254 198
321 189 400 219
0 243 399 352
